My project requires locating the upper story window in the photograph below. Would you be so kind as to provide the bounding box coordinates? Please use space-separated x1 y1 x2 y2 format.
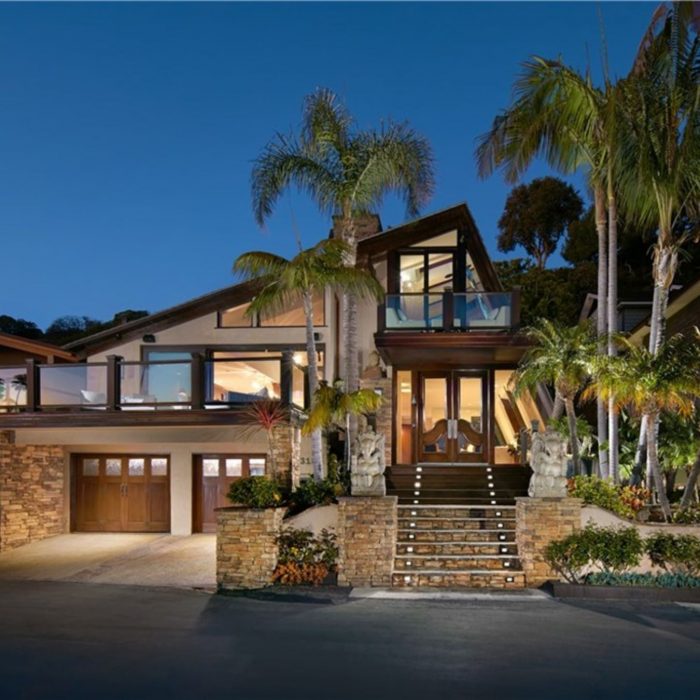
218 292 325 328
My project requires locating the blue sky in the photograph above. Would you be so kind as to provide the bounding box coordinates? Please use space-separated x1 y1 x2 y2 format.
0 2 653 328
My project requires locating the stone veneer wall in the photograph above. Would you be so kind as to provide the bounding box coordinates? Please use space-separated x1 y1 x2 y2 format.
270 423 301 488
516 497 582 586
0 431 66 551
337 496 397 587
360 377 392 467
217 506 286 589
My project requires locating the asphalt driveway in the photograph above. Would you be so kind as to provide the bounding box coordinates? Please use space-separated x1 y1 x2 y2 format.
0 534 215 589
0 580 698 700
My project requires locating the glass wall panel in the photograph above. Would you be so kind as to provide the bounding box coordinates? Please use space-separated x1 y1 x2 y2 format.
120 357 191 405
409 230 457 247
0 367 27 409
399 255 425 293
385 294 443 329
428 253 454 292
465 252 483 290
39 364 108 406
494 370 545 464
395 371 413 464
422 377 448 455
209 352 281 402
260 291 325 326
453 292 513 329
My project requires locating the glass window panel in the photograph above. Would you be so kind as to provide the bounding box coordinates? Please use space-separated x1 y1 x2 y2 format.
399 255 425 293
386 294 443 329
82 458 99 477
219 303 252 328
292 363 305 407
121 358 191 405
428 253 454 292
128 458 145 476
465 252 483 291
395 370 412 464
225 459 242 477
202 459 220 477
151 458 168 476
249 458 266 476
260 291 324 326
422 377 448 454
409 230 457 247
105 458 122 476
457 377 484 454
210 359 281 402
0 368 27 408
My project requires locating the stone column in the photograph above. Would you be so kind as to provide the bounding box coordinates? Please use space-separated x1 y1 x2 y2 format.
516 497 582 586
360 377 392 466
217 506 286 590
337 496 397 587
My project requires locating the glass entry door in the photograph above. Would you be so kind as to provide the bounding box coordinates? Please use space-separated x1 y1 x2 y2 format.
417 372 487 463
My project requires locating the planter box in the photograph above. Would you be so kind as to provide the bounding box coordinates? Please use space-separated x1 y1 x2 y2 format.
552 581 700 602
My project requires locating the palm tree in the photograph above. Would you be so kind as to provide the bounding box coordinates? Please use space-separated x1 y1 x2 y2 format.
476 56 622 479
233 238 384 481
251 88 434 397
302 379 383 469
588 334 700 520
511 320 598 475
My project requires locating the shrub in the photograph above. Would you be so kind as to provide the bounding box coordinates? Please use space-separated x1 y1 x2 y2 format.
585 571 700 588
287 478 339 514
567 476 649 519
273 528 339 586
544 524 644 582
645 532 700 576
227 477 285 509
672 505 700 524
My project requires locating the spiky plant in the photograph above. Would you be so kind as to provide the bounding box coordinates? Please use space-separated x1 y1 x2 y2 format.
240 399 290 481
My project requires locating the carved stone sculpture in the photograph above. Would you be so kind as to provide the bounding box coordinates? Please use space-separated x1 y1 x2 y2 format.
528 427 568 498
351 426 386 496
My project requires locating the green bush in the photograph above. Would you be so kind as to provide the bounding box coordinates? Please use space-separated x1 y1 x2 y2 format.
585 571 700 588
544 524 644 582
672 505 700 524
277 527 338 567
567 476 635 519
227 476 285 509
287 478 339 514
646 532 700 576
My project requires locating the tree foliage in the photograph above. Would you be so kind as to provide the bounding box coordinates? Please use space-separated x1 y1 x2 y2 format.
497 177 583 269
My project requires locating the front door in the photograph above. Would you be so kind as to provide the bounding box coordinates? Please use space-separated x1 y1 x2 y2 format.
417 372 487 463
74 454 170 532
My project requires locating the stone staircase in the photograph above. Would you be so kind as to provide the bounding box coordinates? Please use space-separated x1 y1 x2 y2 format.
386 465 530 589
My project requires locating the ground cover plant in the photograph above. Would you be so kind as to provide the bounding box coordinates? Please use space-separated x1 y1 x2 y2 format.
272 528 338 585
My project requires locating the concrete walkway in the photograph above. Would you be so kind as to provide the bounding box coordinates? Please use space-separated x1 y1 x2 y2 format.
0 534 216 589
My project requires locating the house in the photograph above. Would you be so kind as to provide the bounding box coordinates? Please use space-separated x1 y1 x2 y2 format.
0 203 547 550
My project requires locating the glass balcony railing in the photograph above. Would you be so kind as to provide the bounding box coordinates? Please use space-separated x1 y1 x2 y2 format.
39 364 108 406
383 291 518 331
0 367 28 410
119 361 193 407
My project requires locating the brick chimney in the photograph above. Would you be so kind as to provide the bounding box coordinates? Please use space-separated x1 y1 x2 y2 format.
331 214 383 242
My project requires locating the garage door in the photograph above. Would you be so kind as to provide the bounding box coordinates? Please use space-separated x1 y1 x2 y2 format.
74 454 170 532
193 454 267 533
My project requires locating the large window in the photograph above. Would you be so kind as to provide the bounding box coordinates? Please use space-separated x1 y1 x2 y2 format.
219 292 325 328
209 351 282 402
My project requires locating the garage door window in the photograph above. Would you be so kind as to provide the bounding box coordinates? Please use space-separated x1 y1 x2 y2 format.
151 458 168 476
105 458 121 476
203 459 220 477
82 458 99 476
128 458 145 476
249 458 266 476
225 458 242 477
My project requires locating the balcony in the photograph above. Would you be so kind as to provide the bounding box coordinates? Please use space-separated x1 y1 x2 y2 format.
0 354 306 428
379 291 520 332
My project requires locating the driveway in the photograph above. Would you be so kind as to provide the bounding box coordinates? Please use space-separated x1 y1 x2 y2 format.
0 534 216 589
0 581 699 699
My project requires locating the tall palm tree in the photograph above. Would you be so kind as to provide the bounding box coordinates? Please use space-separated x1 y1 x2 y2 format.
476 57 620 479
302 379 383 469
512 320 598 475
251 88 434 397
233 238 383 481
588 334 700 520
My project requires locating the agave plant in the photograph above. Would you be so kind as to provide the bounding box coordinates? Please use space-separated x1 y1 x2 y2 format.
240 399 290 481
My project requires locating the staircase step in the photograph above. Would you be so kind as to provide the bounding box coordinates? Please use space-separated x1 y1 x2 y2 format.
394 555 521 571
398 518 516 531
398 506 514 518
399 529 515 542
396 542 518 556
392 571 526 589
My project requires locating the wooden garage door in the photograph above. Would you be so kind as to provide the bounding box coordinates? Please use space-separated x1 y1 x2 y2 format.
74 454 170 532
193 454 267 533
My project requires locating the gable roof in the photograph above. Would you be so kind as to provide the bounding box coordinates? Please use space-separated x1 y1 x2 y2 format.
357 203 503 291
0 331 78 362
67 203 503 357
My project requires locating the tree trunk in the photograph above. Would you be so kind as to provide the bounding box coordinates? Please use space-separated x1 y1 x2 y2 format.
565 396 582 475
594 186 609 479
647 412 672 521
680 448 700 509
551 392 564 420
302 290 324 481
607 188 619 483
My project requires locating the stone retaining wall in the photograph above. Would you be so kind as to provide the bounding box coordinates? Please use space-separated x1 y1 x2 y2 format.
0 431 66 551
216 506 286 589
337 496 397 587
516 497 582 586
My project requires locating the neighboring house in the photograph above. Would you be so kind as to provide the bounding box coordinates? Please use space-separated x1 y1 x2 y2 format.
0 203 547 548
579 294 653 334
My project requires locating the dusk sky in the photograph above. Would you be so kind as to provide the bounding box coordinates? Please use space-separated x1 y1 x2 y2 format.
0 2 653 329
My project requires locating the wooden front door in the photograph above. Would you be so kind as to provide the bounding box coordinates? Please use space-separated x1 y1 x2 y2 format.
74 454 170 532
192 454 267 533
417 371 488 463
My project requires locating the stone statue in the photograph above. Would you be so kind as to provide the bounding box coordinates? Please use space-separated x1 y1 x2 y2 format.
351 426 386 496
528 427 568 498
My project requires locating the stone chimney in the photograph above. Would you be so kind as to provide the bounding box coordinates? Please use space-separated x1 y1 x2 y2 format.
331 214 383 242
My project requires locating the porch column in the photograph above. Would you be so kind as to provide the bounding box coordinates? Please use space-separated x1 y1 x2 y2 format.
170 447 193 535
